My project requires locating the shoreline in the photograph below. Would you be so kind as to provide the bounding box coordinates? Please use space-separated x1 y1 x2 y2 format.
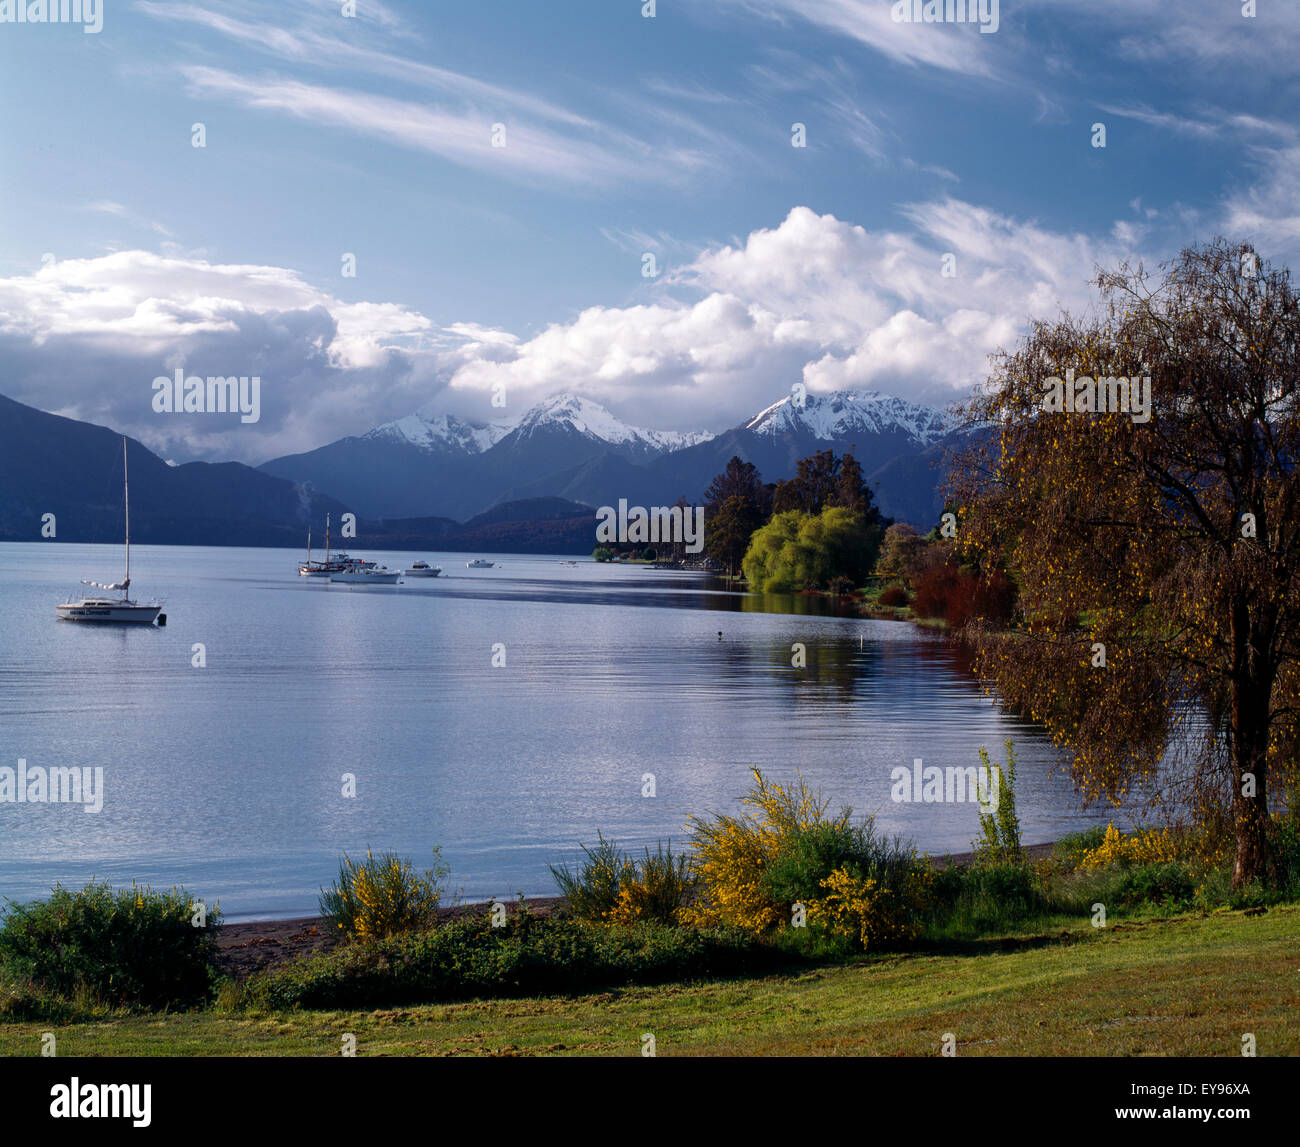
214 844 1060 980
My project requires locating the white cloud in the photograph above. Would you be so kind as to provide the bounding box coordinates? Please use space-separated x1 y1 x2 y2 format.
720 0 1003 78
1222 145 1300 254
443 203 1142 424
0 204 1176 461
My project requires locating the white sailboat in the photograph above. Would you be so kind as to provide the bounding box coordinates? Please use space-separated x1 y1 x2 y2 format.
56 437 164 625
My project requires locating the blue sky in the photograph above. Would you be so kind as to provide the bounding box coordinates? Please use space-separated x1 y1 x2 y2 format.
1 0 1296 463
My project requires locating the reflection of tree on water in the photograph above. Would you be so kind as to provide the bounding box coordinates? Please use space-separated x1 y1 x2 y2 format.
730 588 862 618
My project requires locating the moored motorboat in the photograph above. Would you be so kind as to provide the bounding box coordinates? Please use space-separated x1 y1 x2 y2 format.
466 558 494 568
404 561 442 577
329 566 400 584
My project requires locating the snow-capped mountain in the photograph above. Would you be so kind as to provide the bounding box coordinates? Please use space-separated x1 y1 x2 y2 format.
260 385 963 526
364 407 514 455
745 389 955 448
507 393 714 455
362 393 711 458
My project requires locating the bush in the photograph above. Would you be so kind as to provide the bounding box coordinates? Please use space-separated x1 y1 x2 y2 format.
924 863 1046 936
972 740 1023 865
808 865 931 951
611 843 695 925
552 835 694 925
592 547 612 562
0 881 221 1010
1078 823 1182 869
1112 862 1197 910
877 584 909 607
1053 826 1108 870
912 563 961 619
239 915 796 1011
551 832 627 922
687 768 845 932
945 570 1017 629
320 849 449 940
687 767 926 951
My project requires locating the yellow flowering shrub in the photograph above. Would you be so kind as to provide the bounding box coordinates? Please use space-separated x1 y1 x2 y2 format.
687 767 847 932
1079 823 1184 869
605 847 693 926
320 848 449 940
807 866 930 951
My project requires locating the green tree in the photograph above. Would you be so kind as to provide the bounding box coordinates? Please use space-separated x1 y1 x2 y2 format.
708 495 763 576
743 506 883 593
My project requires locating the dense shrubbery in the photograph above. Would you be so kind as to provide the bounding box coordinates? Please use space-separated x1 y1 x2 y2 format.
8 771 1296 1020
550 835 694 925
912 563 962 619
685 768 929 950
912 564 1017 629
0 881 220 1011
239 912 794 1011
925 863 1047 936
320 849 450 940
877 585 909 607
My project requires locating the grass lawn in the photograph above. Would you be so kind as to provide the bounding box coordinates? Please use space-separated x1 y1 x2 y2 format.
1 906 1295 1057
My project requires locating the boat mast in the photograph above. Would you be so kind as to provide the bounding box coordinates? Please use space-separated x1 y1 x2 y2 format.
122 436 130 599
325 512 331 566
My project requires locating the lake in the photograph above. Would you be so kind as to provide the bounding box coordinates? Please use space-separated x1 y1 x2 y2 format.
0 542 1131 920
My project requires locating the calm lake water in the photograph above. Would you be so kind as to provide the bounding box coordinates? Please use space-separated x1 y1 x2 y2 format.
0 542 1132 920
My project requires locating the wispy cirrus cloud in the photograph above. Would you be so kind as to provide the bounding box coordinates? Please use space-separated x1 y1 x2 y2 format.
719 0 1003 78
137 3 597 129
177 66 716 189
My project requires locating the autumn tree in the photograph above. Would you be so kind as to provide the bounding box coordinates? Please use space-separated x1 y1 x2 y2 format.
876 523 923 585
950 238 1300 886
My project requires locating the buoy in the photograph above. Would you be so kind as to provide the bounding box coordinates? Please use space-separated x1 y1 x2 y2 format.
157 613 168 626
718 630 722 639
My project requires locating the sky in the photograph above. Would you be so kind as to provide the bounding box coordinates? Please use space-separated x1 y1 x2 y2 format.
0 0 1296 464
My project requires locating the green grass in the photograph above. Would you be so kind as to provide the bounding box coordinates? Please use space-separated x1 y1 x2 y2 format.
2 906 1294 1056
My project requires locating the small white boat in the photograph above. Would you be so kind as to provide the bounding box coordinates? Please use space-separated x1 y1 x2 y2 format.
57 437 164 625
330 566 400 584
404 561 442 577
466 559 495 568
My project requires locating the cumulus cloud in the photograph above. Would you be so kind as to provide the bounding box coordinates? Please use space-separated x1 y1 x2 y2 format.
0 201 1223 463
440 203 1143 426
0 252 456 463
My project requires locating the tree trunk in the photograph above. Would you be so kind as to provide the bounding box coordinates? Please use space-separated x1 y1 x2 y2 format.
1230 603 1278 887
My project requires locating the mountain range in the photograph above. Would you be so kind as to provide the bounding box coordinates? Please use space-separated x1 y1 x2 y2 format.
259 388 966 527
0 387 971 552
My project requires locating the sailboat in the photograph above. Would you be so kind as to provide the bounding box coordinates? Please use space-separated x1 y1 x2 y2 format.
299 513 338 576
299 513 379 577
56 437 164 624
